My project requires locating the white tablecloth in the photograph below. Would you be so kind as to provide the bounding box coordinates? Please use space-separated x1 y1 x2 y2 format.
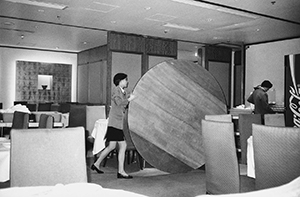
0 182 149 197
91 119 108 155
0 138 10 182
247 136 255 178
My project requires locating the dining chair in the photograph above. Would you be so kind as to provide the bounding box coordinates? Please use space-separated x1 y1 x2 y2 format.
38 114 54 128
68 104 87 128
264 114 285 127
238 114 262 164
201 119 255 194
68 104 92 155
204 114 241 161
11 111 29 129
10 127 87 187
204 114 232 122
252 124 300 190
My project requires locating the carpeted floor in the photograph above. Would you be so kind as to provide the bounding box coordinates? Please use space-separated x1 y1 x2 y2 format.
0 153 251 197
87 155 207 197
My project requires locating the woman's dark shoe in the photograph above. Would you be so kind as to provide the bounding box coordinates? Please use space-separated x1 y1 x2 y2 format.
117 172 133 179
91 164 104 174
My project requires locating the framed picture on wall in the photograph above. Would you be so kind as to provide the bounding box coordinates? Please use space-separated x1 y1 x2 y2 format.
16 61 72 103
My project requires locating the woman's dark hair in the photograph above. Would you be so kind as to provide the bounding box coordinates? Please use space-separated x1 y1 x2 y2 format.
113 73 127 86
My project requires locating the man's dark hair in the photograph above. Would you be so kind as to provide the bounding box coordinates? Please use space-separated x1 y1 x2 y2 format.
261 80 273 88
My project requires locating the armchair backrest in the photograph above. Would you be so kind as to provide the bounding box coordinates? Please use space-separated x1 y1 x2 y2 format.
202 119 240 194
204 114 232 122
68 104 87 129
253 124 300 190
12 111 29 129
10 127 87 187
38 114 54 128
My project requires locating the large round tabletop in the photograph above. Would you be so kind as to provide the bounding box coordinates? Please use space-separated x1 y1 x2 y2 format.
128 60 227 173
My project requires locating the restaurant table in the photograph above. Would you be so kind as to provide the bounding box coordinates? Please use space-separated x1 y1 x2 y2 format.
0 137 10 182
0 182 149 197
91 119 108 155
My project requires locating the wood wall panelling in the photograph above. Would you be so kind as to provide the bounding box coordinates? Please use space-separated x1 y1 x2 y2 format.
77 50 90 65
77 65 89 103
77 45 108 104
88 61 107 104
145 37 177 57
108 31 144 53
78 31 178 112
205 45 232 63
78 45 108 65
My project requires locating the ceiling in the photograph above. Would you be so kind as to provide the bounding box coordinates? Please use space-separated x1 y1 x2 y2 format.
0 0 299 53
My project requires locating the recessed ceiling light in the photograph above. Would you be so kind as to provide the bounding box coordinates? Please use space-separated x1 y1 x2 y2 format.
111 21 116 24
163 23 200 31
213 36 222 40
171 0 258 19
85 2 119 13
3 21 14 26
144 7 151 10
4 0 68 10
145 14 177 22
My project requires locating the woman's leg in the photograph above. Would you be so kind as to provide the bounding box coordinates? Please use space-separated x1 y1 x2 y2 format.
117 140 127 175
93 141 117 169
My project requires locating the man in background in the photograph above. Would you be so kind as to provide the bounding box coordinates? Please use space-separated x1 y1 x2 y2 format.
247 80 274 115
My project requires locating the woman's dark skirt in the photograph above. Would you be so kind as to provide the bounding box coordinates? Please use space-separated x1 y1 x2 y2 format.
105 126 125 142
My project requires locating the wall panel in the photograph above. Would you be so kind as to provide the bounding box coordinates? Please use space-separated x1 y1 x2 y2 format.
111 52 141 94
77 65 88 103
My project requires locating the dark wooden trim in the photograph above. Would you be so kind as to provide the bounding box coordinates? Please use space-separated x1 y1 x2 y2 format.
194 1 300 25
246 36 300 46
106 50 112 116
0 15 108 32
241 46 246 104
0 45 77 54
